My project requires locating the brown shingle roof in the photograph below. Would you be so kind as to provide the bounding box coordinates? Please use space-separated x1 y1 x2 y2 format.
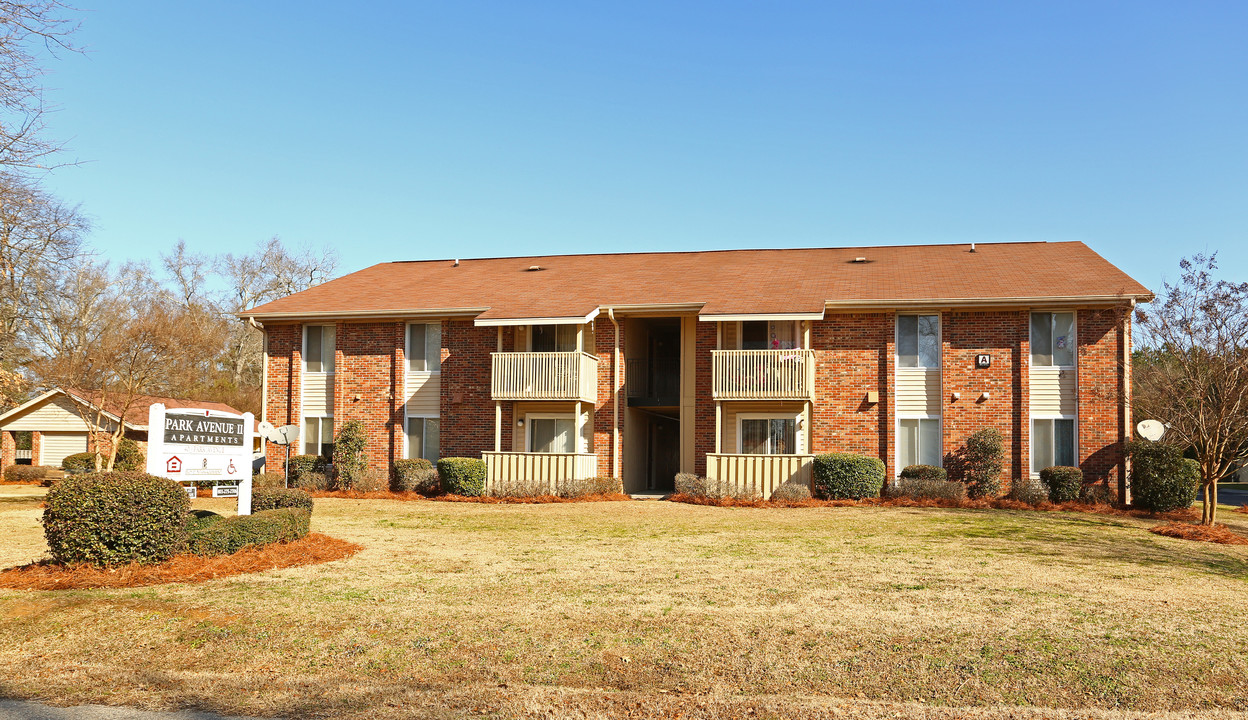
63 389 248 429
243 241 1152 321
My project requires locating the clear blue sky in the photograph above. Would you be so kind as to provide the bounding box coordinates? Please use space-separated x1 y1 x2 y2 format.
36 1 1248 294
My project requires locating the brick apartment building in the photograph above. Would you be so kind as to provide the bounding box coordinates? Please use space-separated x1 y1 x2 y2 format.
242 242 1152 499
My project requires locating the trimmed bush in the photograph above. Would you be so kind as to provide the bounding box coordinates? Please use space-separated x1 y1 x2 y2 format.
437 457 486 496
900 464 947 483
286 454 326 483
1040 466 1083 503
332 420 368 489
3 464 50 483
296 471 331 491
1006 476 1048 505
888 476 967 502
393 458 438 494
113 437 144 471
1129 440 1200 513
963 429 1005 499
770 482 812 502
561 476 624 498
812 453 885 500
674 473 701 495
42 472 190 566
252 472 287 489
187 508 311 556
61 452 99 474
252 487 314 513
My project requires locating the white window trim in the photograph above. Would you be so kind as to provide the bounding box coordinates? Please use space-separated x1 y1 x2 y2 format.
735 320 803 350
1029 310 1078 370
303 324 336 376
524 412 589 454
405 322 442 375
895 415 943 474
736 412 803 455
895 313 942 370
1029 413 1079 476
301 414 334 456
404 415 439 462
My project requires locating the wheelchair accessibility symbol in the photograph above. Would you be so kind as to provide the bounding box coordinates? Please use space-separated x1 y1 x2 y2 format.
227 460 237 475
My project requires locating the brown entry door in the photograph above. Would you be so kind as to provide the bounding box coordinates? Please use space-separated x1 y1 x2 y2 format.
648 417 680 491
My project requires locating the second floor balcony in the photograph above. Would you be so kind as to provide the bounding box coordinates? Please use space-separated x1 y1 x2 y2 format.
712 349 815 400
491 351 599 402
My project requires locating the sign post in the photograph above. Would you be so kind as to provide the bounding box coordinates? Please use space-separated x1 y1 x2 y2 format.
145 403 255 515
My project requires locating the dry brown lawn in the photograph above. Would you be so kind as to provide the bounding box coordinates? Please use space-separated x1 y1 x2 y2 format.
2 485 1248 719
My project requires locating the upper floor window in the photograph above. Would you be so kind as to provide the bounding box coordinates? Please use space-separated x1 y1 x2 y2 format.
531 324 577 353
897 315 940 368
1031 312 1075 367
741 320 798 350
304 325 335 373
407 322 442 372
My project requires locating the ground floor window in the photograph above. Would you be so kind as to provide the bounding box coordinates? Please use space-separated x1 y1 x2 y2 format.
1032 417 1076 471
405 416 440 463
739 415 798 454
303 416 334 458
898 418 941 470
528 415 577 453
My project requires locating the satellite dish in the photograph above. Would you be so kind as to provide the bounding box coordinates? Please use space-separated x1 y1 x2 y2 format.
1137 419 1166 442
274 424 301 445
257 420 275 441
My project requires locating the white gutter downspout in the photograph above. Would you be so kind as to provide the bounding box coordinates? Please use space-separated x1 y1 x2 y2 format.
250 316 267 425
608 308 620 479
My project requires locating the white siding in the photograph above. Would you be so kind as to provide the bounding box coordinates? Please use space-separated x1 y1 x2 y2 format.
896 368 941 415
1030 366 1076 415
301 373 334 415
2 394 112 432
404 372 441 416
40 432 87 466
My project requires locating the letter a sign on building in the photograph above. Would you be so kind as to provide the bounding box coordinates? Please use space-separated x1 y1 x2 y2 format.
146 403 255 515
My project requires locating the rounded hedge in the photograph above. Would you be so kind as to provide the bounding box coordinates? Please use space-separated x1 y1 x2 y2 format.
963 428 1005 498
286 454 327 483
437 457 486 497
812 453 885 500
187 508 310 556
252 487 314 513
899 464 947 483
61 452 98 474
113 437 145 471
1129 440 1199 513
1040 466 1083 503
42 471 190 566
392 458 438 494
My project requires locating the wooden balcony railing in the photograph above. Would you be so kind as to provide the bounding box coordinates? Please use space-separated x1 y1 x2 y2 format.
706 453 814 500
711 349 815 400
490 352 599 402
483 452 599 495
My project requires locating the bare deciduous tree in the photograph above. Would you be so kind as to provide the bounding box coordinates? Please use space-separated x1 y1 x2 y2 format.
1134 254 1248 525
0 0 80 171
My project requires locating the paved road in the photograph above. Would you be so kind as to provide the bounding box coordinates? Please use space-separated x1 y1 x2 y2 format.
0 701 263 720
1213 486 1248 508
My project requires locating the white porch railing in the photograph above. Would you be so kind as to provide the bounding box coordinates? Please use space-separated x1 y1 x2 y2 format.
14 449 31 460
491 352 599 402
711 349 815 400
483 451 600 495
706 453 814 499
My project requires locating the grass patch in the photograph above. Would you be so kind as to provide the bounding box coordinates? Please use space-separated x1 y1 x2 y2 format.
2 487 1248 718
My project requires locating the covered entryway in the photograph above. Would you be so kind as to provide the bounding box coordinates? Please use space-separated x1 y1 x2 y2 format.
39 432 87 467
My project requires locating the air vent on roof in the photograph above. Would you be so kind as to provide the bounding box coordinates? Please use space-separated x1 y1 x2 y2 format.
527 265 545 272
850 257 869 263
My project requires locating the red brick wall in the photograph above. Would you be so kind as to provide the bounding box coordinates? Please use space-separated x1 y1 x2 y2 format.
333 321 404 470
693 321 716 476
1077 308 1130 487
1 431 14 467
809 313 892 471
593 316 623 478
440 320 497 460
264 324 301 462
942 310 1027 487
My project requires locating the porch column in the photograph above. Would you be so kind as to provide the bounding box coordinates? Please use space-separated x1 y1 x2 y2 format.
715 401 722 454
494 401 502 452
575 401 584 454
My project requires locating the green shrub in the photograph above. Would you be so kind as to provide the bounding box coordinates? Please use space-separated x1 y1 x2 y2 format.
769 482 812 502
900 464 947 483
187 508 310 556
1129 440 1199 513
252 472 287 489
393 458 438 494
286 454 326 483
812 453 885 500
1006 476 1048 505
963 429 1005 498
3 464 50 483
113 437 144 471
61 452 99 474
560 476 624 498
296 470 331 491
42 472 190 566
437 457 486 496
888 476 967 501
1040 466 1083 503
252 487 314 513
331 420 368 489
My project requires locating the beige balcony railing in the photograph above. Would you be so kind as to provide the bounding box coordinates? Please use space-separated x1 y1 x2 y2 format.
491 352 599 402
483 452 599 495
711 349 815 400
706 453 814 500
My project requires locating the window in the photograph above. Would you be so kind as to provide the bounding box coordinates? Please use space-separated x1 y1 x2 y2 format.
405 416 440 462
303 416 335 457
1032 418 1076 471
528 416 577 453
407 323 442 372
739 415 798 454
897 315 940 368
898 418 941 469
304 325 336 373
741 321 797 350
531 324 577 352
1030 312 1075 367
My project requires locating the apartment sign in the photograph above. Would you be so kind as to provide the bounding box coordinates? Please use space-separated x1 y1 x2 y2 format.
146 403 255 515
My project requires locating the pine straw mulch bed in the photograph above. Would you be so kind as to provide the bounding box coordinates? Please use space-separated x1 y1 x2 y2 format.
0 533 361 590
304 489 633 504
1149 521 1248 545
